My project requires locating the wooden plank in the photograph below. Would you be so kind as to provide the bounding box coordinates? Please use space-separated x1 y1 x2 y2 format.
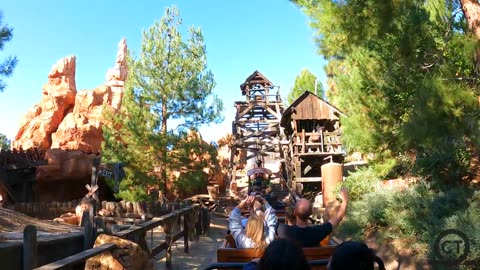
297 152 343 157
115 206 195 238
302 129 306 153
23 225 37 270
96 216 145 224
34 243 116 270
183 212 189 253
151 242 169 256
295 177 322 183
172 230 185 242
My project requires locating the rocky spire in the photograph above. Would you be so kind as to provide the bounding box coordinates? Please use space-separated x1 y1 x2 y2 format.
105 38 128 87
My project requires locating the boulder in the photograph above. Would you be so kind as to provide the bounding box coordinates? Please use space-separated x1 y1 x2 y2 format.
85 234 153 270
36 149 98 182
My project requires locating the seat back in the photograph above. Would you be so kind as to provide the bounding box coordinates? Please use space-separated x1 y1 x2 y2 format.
217 248 263 263
217 245 335 269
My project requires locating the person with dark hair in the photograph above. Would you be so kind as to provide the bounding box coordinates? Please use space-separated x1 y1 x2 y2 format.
243 238 310 270
285 187 349 247
276 205 295 239
327 241 386 270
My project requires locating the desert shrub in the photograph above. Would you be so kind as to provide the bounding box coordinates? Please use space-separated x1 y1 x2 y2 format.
337 182 480 268
414 140 471 184
337 167 381 201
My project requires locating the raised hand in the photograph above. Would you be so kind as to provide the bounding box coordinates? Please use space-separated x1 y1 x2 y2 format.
239 195 255 209
339 187 349 202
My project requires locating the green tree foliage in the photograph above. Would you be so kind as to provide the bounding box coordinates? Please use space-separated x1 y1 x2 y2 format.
0 133 10 150
287 68 324 104
0 11 17 92
293 0 479 180
102 6 223 201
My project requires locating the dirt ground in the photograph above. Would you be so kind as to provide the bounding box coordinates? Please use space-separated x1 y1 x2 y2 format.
151 213 229 270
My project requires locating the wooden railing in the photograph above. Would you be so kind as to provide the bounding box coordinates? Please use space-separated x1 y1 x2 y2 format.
22 204 201 270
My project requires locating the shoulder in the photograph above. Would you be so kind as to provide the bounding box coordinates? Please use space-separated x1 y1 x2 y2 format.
313 222 333 233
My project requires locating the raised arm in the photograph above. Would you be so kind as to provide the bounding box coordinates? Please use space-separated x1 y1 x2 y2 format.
260 197 278 243
229 196 254 248
328 187 349 230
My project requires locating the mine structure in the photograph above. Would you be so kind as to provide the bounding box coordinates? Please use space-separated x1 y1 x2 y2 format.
229 71 286 183
0 149 47 203
280 91 345 194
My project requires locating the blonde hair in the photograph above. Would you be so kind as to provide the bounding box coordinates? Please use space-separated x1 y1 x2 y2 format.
245 213 268 254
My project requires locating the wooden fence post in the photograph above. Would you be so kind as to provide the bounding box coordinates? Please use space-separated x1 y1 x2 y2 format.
82 210 94 250
164 216 173 269
183 209 189 253
23 225 37 270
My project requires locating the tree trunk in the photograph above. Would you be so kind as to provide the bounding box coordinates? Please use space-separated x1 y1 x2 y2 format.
460 0 480 40
460 0 480 71
161 99 168 195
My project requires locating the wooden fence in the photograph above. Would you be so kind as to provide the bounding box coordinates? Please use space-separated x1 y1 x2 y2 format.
8 199 176 220
22 204 202 270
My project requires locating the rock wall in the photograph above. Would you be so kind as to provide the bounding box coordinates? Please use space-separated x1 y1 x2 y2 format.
13 56 77 150
13 38 127 153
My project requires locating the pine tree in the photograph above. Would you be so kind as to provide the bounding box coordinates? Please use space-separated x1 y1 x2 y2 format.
102 6 223 201
287 68 323 104
0 133 10 150
0 11 17 92
293 0 479 180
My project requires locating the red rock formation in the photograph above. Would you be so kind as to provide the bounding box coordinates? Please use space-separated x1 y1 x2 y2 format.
13 56 77 150
51 85 123 152
34 149 114 202
13 38 127 153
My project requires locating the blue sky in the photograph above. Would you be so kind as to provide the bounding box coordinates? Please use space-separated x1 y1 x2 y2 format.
0 1 327 143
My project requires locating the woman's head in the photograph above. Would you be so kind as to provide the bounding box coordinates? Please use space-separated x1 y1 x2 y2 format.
258 238 310 270
246 213 267 252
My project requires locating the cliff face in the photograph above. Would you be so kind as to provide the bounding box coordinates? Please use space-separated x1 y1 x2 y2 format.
9 39 128 203
13 56 77 150
13 39 127 153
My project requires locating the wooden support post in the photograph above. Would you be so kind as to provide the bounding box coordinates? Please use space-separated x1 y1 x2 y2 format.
82 210 94 250
23 225 37 270
165 222 172 269
320 128 324 152
183 211 189 253
302 129 306 153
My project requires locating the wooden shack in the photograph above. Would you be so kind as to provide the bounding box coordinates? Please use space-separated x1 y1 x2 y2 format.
280 91 345 187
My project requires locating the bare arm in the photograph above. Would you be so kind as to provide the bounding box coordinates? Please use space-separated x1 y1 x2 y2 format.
229 196 255 248
328 187 349 230
261 198 278 244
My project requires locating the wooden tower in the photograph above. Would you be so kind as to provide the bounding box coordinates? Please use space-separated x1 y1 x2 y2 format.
230 71 286 182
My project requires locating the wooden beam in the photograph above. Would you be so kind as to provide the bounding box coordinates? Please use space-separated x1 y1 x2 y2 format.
34 244 116 270
295 177 322 183
236 104 254 120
